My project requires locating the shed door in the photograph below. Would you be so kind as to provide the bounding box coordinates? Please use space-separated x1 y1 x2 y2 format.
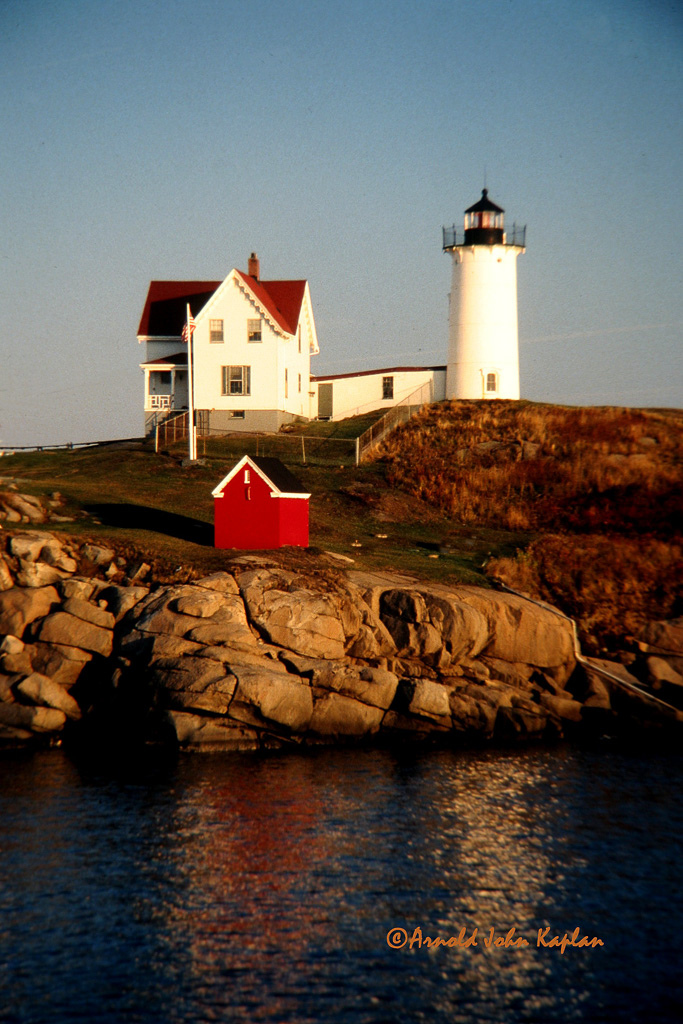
318 383 333 419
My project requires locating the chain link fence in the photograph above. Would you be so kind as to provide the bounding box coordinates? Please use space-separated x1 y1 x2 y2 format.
159 427 358 467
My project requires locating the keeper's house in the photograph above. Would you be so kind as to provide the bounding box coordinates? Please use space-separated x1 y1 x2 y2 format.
212 455 310 550
138 254 319 436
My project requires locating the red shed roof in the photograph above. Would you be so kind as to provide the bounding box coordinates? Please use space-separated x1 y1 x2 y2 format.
138 272 307 338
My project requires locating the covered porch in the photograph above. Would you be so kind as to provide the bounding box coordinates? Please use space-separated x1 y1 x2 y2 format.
140 352 189 431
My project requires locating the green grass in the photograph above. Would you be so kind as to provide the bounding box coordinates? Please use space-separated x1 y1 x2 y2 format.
284 410 386 438
0 434 510 586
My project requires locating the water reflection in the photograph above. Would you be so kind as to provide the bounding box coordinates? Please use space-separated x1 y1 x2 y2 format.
0 744 681 1023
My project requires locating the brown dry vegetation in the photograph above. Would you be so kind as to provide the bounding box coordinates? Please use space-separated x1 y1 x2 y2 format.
376 400 683 653
486 534 683 654
377 400 682 533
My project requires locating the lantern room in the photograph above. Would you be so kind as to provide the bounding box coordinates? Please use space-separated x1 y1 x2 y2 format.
463 188 505 245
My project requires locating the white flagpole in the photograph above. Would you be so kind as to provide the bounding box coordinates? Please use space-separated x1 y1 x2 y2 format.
186 303 197 461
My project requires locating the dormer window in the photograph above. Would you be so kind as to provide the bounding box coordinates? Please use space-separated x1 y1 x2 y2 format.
247 319 262 343
210 319 224 343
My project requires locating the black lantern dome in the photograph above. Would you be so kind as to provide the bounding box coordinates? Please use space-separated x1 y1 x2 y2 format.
464 188 505 245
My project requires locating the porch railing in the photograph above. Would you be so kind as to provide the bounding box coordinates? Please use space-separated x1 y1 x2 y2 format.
149 395 172 410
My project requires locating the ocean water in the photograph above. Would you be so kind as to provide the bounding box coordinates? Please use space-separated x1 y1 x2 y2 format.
0 742 681 1024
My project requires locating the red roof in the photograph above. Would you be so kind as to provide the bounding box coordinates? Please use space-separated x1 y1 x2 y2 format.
137 281 221 337
140 351 188 367
138 272 307 338
234 271 306 335
312 365 446 382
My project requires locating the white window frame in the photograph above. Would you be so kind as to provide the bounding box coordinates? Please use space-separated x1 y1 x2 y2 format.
221 365 251 396
382 376 394 400
486 372 498 393
210 319 224 343
247 318 262 343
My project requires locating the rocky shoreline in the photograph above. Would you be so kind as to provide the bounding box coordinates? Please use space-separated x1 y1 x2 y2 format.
1 521 682 754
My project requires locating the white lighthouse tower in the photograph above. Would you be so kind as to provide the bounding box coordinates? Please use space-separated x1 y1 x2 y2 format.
443 189 526 400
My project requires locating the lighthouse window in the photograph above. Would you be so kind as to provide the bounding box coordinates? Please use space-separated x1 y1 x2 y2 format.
382 376 394 400
486 373 498 393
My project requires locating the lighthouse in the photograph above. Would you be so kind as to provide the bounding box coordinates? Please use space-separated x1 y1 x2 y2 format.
443 189 526 400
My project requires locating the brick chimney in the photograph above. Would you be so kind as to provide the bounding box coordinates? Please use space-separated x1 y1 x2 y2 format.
248 252 260 280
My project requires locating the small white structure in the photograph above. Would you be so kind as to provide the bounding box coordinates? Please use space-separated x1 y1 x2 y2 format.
312 366 446 421
138 254 319 435
443 189 525 400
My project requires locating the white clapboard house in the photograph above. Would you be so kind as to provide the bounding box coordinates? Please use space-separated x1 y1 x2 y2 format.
138 254 319 435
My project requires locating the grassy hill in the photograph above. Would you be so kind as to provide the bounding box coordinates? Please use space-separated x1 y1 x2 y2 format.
1 399 681 655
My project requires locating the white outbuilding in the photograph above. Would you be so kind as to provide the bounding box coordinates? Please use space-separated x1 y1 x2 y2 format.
311 365 446 421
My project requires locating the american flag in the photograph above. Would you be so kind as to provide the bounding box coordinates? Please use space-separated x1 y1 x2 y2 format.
181 312 196 342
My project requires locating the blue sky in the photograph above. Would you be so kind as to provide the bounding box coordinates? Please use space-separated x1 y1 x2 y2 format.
1 0 681 447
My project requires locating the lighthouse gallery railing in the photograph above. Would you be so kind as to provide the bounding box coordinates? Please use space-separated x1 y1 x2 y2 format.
442 224 526 249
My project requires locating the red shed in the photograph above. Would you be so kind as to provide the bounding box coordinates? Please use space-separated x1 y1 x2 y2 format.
212 455 310 549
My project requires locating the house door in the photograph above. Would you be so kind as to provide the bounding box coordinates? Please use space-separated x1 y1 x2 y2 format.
318 383 333 419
